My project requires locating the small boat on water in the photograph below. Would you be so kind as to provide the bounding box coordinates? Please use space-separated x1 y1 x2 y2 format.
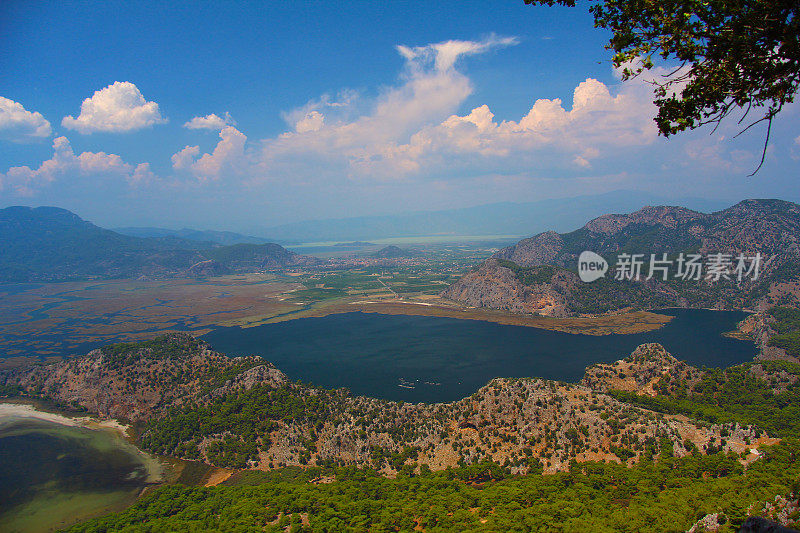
398 378 416 389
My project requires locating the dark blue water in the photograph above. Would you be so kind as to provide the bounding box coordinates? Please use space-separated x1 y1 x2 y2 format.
201 308 756 403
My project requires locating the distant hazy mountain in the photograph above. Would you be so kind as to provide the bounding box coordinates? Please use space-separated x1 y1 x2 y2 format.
0 207 206 281
443 199 800 316
372 245 410 259
115 226 274 246
0 206 317 282
261 191 730 242
204 243 320 270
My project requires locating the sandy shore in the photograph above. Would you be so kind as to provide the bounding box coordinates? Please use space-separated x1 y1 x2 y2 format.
0 401 132 437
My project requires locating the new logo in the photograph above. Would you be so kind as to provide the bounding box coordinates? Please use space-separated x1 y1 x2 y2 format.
578 251 608 282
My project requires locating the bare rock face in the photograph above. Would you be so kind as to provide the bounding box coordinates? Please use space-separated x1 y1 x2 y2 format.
441 259 573 317
746 312 798 363
686 512 724 533
494 231 565 267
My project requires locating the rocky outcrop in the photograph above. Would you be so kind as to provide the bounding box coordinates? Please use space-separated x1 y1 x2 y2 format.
440 259 574 317
494 231 564 267
686 512 725 533
585 205 705 234
743 312 797 363
211 364 288 396
743 496 800 531
582 343 693 395
444 199 800 315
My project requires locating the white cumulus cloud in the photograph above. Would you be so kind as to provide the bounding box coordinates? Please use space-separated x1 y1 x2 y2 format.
346 69 662 177
184 112 235 131
171 126 247 181
129 162 158 187
1 136 146 195
0 97 52 142
62 81 166 133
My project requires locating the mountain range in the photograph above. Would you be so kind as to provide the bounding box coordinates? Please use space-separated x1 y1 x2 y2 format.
257 191 730 242
0 206 317 282
113 226 277 246
442 199 800 316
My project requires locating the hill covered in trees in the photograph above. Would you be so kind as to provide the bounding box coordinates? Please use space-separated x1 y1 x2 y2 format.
2 333 796 531
1 336 765 475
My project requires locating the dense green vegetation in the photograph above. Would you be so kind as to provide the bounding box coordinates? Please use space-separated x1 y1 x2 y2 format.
100 335 206 369
97 335 261 396
311 272 384 291
288 288 349 301
768 307 800 358
141 385 343 468
610 360 800 440
496 259 558 285
68 441 800 532
296 268 455 298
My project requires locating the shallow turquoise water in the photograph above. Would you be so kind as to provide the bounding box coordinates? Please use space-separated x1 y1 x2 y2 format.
0 418 156 532
201 308 756 403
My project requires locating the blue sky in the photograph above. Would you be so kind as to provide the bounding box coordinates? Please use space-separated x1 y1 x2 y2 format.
1 0 798 233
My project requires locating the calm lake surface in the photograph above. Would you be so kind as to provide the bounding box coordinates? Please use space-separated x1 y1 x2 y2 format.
201 308 756 403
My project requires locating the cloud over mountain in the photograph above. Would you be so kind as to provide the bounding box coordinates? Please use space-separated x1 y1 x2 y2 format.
0 136 144 195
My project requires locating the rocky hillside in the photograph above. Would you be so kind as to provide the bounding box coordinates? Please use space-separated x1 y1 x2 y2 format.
0 206 319 281
0 336 772 475
443 199 800 316
0 334 286 421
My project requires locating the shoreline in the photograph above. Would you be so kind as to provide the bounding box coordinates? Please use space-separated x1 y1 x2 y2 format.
0 400 164 484
223 299 676 336
0 399 132 437
0 399 233 489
